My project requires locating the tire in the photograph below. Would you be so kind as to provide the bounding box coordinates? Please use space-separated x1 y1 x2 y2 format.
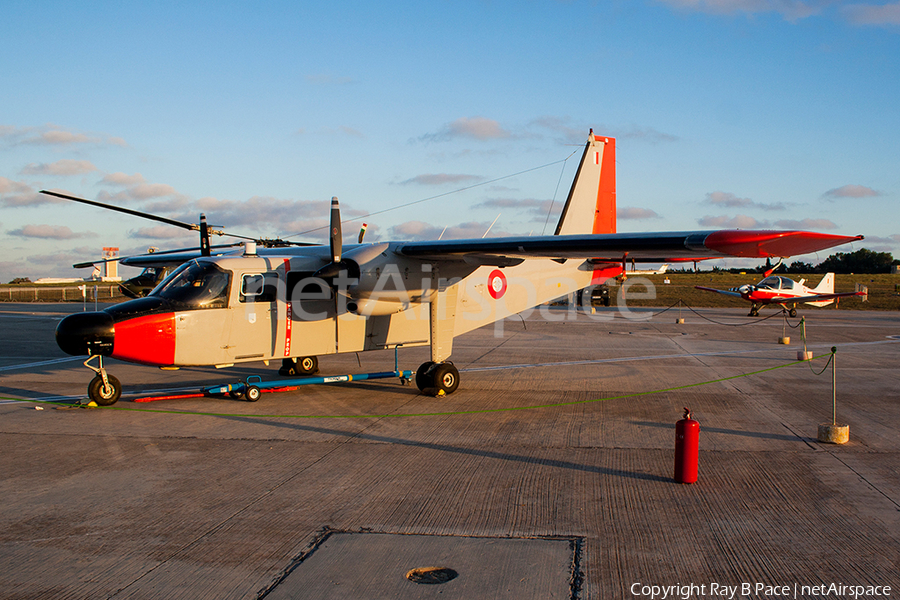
245 385 261 402
297 356 319 375
431 363 460 396
415 361 436 392
88 374 121 406
280 356 319 376
789 308 797 318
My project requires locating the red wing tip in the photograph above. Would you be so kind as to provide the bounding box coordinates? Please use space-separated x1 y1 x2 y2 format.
705 230 864 258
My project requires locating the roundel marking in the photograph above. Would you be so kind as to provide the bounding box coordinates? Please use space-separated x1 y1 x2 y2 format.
488 269 507 300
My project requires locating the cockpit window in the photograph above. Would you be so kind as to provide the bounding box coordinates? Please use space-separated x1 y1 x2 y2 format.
758 276 781 290
150 260 231 309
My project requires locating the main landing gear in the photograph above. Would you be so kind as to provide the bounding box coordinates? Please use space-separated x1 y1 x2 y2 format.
84 355 122 405
279 356 319 376
415 361 460 396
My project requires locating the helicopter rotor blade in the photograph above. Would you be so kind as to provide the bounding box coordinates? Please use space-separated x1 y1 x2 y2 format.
40 190 200 231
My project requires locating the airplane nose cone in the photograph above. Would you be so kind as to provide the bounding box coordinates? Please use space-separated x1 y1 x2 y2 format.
56 311 115 356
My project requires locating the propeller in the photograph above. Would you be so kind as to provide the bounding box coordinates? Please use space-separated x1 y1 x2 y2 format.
763 258 785 278
313 197 360 284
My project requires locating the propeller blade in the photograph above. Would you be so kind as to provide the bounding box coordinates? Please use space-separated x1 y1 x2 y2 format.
330 196 342 263
200 214 211 257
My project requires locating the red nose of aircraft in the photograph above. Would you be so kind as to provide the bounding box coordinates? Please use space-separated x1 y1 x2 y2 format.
56 312 115 356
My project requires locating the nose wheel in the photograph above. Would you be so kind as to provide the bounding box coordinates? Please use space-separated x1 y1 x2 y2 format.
416 361 459 396
84 355 122 405
88 374 121 405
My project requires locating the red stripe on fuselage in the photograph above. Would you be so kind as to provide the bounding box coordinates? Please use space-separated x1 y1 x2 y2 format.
111 313 176 366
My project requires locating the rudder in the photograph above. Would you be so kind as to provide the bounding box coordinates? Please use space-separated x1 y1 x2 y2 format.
554 131 616 236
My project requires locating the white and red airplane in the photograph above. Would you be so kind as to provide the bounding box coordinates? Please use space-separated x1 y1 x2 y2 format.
696 272 866 317
44 131 863 404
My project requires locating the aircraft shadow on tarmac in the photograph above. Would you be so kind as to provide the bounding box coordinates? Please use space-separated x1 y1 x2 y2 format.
632 420 812 443
218 414 674 483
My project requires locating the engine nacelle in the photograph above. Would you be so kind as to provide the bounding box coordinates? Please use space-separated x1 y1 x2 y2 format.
346 297 410 317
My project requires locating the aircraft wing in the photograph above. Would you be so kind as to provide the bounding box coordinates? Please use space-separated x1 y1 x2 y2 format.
397 230 864 262
694 286 744 299
782 291 867 303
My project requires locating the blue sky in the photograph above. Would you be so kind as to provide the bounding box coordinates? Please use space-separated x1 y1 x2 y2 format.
2 0 898 281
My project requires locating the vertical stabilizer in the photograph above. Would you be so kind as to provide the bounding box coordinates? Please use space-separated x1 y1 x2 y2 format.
554 132 616 236
813 273 835 294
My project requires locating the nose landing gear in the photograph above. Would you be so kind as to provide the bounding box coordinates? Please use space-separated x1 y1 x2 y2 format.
84 355 121 405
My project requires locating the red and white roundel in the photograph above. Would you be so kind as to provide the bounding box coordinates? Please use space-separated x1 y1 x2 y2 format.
487 269 507 299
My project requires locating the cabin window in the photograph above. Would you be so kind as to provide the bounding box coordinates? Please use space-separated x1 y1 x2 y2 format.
240 272 279 303
150 260 231 309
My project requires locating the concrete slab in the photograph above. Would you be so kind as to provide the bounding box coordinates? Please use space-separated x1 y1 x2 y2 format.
260 532 577 599
1 303 899 599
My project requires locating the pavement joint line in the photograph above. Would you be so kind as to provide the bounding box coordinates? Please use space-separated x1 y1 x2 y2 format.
0 352 837 419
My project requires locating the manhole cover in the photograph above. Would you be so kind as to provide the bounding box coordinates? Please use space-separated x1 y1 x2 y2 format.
406 566 458 584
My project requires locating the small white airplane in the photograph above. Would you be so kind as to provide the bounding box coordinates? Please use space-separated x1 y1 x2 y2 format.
695 272 866 317
43 131 863 404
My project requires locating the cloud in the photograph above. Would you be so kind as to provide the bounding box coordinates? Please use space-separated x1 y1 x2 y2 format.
617 125 679 144
388 219 510 240
857 234 900 247
0 124 127 148
8 224 96 240
101 172 147 186
698 214 769 228
618 207 660 219
529 117 678 145
20 159 98 176
419 117 512 143
529 117 591 144
96 182 182 203
704 191 786 210
0 178 51 207
399 173 484 186
822 184 881 198
654 0 826 21
773 218 837 229
127 226 196 240
475 197 561 223
842 2 900 26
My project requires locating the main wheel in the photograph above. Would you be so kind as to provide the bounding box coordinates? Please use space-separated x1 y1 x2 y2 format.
88 374 121 406
297 356 319 375
431 363 460 395
279 356 319 376
415 361 436 392
788 308 797 318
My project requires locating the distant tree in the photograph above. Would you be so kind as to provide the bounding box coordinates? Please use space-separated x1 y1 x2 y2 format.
817 248 894 274
786 261 815 273
8 277 32 284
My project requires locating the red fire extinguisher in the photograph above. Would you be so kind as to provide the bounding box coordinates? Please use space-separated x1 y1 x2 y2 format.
674 407 700 484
